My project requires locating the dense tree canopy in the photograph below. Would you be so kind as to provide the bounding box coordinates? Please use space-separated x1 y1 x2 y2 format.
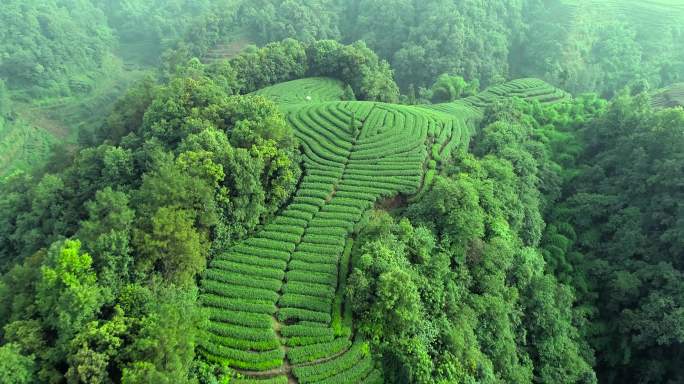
516 2 684 96
543 94 684 383
0 57 302 382
0 0 113 96
240 0 341 44
93 0 229 47
1 1 683 383
166 38 399 102
232 0 684 95
337 0 521 89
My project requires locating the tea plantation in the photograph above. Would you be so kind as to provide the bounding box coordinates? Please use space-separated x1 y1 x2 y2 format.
199 77 568 383
651 83 684 109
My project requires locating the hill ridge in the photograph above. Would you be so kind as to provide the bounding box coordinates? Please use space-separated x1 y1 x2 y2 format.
199 77 568 383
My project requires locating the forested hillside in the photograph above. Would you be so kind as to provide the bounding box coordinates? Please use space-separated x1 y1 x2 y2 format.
240 0 684 95
0 1 682 384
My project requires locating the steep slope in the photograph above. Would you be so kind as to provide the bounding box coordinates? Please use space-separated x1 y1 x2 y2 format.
199 77 567 383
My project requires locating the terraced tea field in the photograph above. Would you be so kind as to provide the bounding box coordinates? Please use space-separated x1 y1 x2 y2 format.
1 59 149 176
558 0 684 28
254 78 349 106
651 83 684 109
200 77 567 383
0 119 54 177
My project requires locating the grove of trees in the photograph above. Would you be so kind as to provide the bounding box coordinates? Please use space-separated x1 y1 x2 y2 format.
0 1 683 383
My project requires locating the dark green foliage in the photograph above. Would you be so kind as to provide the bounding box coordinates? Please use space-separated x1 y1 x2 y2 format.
165 36 400 102
544 94 684 383
240 0 341 44
0 0 113 96
1 2 683 383
344 96 602 383
36 240 104 351
131 60 301 246
518 2 684 97
94 0 229 57
85 76 157 146
121 287 206 384
0 55 301 382
78 187 134 294
237 0 684 97
0 240 104 382
222 39 309 94
306 40 399 102
427 74 479 103
339 0 521 89
0 343 35 384
0 79 10 120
